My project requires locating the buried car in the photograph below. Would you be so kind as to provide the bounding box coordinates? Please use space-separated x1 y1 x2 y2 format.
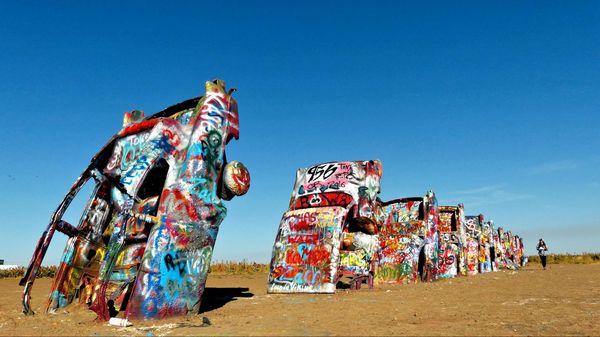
437 204 467 278
514 235 525 266
267 160 382 293
464 214 483 275
479 219 496 273
495 227 519 270
20 80 250 320
375 191 440 284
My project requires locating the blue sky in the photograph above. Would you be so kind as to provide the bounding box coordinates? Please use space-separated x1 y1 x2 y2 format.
0 1 598 265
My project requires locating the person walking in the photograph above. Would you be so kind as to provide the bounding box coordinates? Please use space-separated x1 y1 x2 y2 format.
536 238 548 270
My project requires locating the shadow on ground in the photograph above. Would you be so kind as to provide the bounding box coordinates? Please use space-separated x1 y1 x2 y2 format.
200 287 254 313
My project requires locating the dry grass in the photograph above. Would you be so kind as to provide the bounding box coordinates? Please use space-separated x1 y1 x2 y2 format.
208 260 270 275
0 266 56 279
527 252 600 265
0 261 270 279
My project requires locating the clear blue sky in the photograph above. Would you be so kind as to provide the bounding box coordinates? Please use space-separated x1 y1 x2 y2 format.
1 1 598 265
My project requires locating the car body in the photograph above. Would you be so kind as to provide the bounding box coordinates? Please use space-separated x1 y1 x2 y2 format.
495 227 519 270
375 192 439 284
506 230 521 269
515 236 525 266
437 204 467 278
20 80 250 320
464 215 483 275
494 227 506 269
267 160 382 293
479 219 496 273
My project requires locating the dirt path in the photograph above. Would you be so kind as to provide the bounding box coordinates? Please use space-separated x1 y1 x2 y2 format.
1 264 598 336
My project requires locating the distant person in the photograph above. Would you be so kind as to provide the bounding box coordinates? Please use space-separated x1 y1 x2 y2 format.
536 238 548 270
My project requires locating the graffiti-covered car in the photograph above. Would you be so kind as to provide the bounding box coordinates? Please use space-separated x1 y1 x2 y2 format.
515 236 526 266
437 204 467 278
494 227 506 269
495 227 519 270
267 160 382 293
507 230 521 269
20 80 250 320
464 214 482 275
375 192 439 284
514 235 525 266
479 219 496 272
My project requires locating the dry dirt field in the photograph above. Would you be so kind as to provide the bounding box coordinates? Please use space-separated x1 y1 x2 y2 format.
1 264 598 336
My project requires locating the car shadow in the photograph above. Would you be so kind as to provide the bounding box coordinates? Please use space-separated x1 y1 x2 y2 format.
200 287 254 313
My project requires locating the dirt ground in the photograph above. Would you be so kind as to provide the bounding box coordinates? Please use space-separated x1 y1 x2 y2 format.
1 264 598 336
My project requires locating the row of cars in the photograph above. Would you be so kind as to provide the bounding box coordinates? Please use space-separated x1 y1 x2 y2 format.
267 160 525 293
19 81 522 322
